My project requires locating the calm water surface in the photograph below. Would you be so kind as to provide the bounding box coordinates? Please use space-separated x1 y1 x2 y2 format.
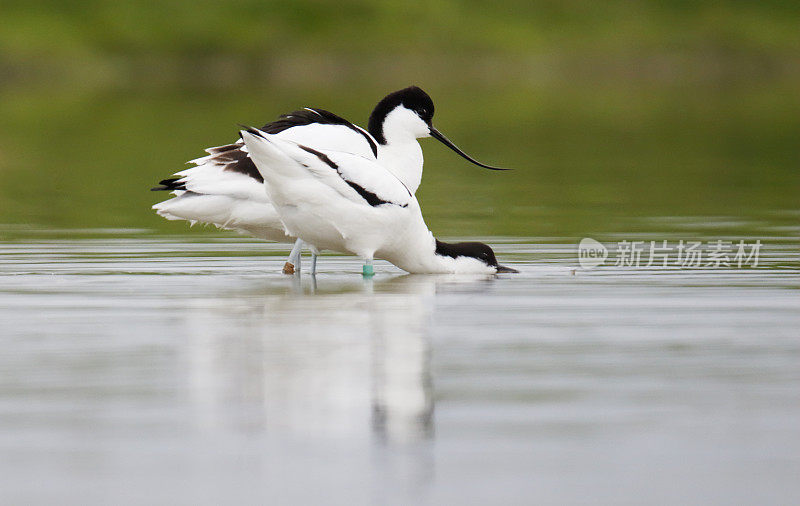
1 231 798 505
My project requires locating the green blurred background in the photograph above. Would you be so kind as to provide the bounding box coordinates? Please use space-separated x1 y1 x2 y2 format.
1 0 798 240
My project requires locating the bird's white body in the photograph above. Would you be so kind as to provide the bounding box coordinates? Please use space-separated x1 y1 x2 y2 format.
242 130 498 274
153 108 426 244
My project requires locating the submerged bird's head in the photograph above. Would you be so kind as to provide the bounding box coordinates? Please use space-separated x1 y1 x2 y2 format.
435 239 518 273
368 86 509 171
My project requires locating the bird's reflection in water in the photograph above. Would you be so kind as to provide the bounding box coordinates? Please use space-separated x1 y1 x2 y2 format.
181 273 497 443
369 278 434 442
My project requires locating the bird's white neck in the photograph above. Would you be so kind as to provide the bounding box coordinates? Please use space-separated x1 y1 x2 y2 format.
375 208 494 274
373 106 430 194
378 140 424 194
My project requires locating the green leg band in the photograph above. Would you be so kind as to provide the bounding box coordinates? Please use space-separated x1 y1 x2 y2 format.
362 264 375 276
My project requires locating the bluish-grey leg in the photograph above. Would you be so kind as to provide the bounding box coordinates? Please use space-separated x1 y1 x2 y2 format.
283 239 304 275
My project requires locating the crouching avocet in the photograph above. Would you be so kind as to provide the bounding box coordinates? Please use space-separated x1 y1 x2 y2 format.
152 86 508 274
240 126 518 275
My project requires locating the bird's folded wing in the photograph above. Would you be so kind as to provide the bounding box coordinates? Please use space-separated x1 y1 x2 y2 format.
271 111 378 159
264 135 413 209
324 149 413 208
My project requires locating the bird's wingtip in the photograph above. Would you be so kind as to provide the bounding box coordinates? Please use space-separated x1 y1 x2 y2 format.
238 125 266 140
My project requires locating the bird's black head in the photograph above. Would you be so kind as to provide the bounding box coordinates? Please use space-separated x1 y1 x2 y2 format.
435 240 518 273
368 86 434 143
368 86 510 171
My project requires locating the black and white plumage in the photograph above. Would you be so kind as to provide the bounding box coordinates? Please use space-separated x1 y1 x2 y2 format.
152 107 377 235
152 108 381 272
152 86 510 274
241 127 516 274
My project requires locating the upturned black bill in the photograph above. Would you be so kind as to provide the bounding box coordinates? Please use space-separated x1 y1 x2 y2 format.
429 127 510 171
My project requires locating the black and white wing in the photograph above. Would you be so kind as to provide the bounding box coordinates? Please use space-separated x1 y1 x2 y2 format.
261 108 378 159
153 105 379 193
241 128 412 210
153 140 267 200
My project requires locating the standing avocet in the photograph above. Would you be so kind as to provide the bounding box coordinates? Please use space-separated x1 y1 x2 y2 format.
152 86 507 274
240 126 517 275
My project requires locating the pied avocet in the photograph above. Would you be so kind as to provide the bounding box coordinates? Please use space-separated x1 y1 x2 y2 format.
152 86 507 274
240 126 517 275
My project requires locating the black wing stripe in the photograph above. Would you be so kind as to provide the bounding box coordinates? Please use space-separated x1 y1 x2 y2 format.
345 181 404 207
297 144 406 208
297 144 337 169
263 108 378 158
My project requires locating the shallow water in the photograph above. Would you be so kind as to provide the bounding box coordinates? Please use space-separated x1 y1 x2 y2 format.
1 233 798 505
